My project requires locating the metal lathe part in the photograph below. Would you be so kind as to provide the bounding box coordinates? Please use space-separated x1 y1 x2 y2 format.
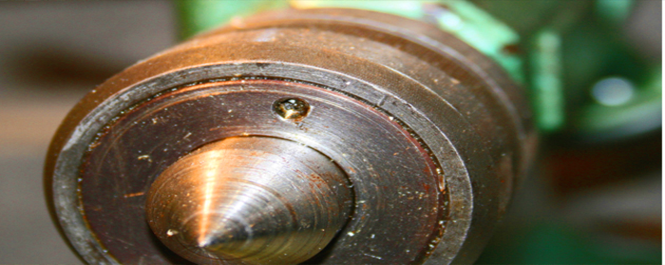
145 137 352 264
45 8 536 265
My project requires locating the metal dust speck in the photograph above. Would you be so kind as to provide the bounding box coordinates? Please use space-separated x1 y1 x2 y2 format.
123 192 145 198
137 154 152 162
166 229 178 237
364 253 382 260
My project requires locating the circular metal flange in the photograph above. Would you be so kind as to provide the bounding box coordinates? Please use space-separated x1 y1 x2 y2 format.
45 8 536 265
78 79 443 264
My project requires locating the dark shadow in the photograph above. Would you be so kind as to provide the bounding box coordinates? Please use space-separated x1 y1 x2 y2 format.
6 43 124 90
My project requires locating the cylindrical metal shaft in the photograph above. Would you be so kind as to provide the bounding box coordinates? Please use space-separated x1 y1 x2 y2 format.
146 137 353 265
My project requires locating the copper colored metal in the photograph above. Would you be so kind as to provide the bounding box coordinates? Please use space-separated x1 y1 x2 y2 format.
146 137 352 264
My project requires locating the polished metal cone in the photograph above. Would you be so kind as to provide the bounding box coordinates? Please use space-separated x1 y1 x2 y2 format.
146 137 353 265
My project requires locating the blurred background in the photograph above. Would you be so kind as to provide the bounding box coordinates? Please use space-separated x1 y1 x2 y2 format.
0 2 175 263
0 1 660 264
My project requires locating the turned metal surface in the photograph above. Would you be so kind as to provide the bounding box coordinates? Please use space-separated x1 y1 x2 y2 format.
75 79 442 264
146 137 352 264
45 8 535 265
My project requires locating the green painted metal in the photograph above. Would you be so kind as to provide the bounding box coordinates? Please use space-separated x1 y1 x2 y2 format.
290 0 426 20
558 2 660 140
575 67 662 140
433 0 523 83
530 29 564 132
595 0 634 24
176 0 523 83
175 0 660 136
290 0 524 83
175 0 288 39
170 1 661 263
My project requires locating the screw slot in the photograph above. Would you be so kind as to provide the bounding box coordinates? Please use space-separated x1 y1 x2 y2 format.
273 98 310 120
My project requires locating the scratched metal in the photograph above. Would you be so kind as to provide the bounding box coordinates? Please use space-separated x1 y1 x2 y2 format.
46 8 535 265
146 136 353 264
80 80 441 264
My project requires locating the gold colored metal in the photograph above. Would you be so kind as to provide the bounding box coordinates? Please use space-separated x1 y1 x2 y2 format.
145 137 353 265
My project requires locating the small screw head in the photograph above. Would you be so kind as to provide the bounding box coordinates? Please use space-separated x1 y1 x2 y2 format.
273 98 310 120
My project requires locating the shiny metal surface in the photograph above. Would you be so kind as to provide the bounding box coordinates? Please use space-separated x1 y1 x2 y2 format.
146 137 352 264
75 79 443 264
45 8 535 265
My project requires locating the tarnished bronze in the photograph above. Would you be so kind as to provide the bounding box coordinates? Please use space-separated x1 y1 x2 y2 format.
146 137 352 264
45 8 536 265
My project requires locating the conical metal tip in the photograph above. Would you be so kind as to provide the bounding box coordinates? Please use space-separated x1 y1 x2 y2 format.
146 137 353 265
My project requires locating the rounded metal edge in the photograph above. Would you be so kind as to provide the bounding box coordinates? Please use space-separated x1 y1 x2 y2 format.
45 9 536 263
46 61 469 264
